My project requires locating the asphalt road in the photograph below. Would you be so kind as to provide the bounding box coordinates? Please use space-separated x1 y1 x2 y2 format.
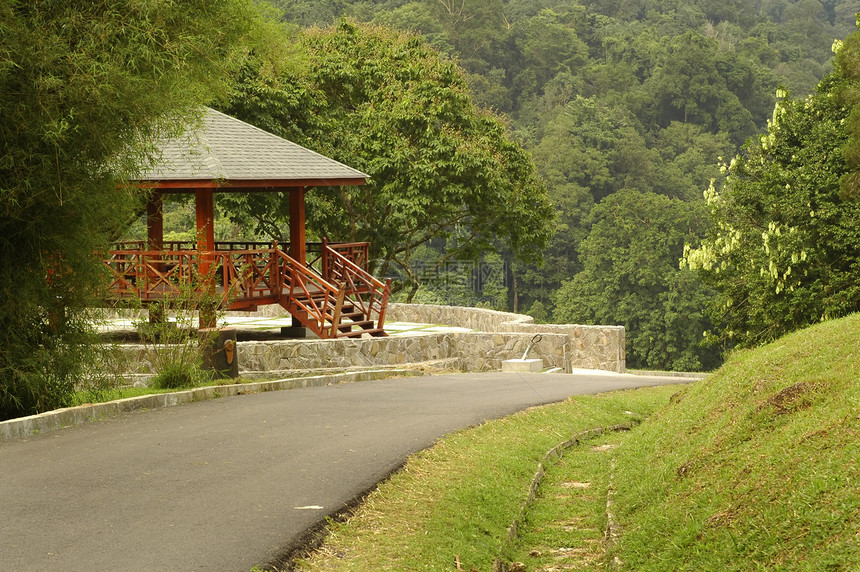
0 371 691 571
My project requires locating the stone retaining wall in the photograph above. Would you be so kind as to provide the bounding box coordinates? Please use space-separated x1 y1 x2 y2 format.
385 304 625 372
112 331 570 379
239 330 576 374
110 304 625 382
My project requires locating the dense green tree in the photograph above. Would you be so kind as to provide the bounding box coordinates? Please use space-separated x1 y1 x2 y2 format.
515 94 733 316
835 0 860 31
513 97 626 311
260 0 857 359
683 78 860 348
555 190 719 371
0 0 265 419
426 0 505 60
371 2 448 49
637 31 766 145
274 0 347 25
532 97 639 201
835 20 860 199
274 0 852 117
704 0 758 26
512 8 590 100
223 21 554 298
653 122 734 200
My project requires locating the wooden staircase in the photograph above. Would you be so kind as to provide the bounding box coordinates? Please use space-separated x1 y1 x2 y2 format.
286 290 387 338
274 244 391 339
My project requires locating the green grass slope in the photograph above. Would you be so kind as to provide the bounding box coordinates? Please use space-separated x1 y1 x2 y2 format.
611 314 860 570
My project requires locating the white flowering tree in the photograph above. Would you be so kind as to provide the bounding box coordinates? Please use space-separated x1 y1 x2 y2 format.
682 72 860 347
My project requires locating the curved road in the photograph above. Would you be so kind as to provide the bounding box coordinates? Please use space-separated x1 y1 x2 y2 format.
0 371 689 571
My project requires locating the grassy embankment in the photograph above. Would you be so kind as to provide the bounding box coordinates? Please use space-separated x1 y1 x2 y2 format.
290 314 860 571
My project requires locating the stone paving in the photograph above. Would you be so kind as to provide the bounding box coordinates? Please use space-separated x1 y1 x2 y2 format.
96 312 473 337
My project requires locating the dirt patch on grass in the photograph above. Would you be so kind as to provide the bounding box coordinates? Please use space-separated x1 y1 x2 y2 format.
759 381 823 415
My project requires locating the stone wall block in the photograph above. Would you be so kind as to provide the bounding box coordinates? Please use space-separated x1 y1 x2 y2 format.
109 303 625 382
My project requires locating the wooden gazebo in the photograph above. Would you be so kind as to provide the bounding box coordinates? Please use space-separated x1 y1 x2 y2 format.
105 108 390 338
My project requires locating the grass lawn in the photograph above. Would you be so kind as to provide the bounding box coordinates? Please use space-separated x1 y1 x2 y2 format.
286 313 860 571
290 385 682 571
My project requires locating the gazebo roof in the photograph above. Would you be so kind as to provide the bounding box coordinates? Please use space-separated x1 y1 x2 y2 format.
135 107 368 189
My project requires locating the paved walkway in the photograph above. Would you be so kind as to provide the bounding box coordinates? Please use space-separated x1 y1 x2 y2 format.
98 313 474 336
0 371 691 571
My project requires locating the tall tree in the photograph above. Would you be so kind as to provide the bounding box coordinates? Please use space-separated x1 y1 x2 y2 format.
427 0 505 60
223 20 553 298
835 20 860 199
555 189 718 371
683 77 860 348
0 0 265 419
639 31 765 145
513 8 590 99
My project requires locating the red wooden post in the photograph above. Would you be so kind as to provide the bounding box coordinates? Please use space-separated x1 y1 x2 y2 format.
146 191 166 310
321 237 329 281
195 188 215 255
288 186 306 266
146 191 163 251
195 187 217 329
288 187 309 333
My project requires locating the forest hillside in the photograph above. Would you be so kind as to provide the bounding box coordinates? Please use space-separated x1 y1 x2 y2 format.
256 0 860 372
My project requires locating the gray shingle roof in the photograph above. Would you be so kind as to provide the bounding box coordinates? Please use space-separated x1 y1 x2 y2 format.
134 107 367 186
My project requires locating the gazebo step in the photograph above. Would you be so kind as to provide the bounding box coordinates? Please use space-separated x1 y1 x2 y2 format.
337 320 374 332
337 328 387 338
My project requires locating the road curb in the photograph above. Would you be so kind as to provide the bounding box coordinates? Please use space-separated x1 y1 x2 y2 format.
628 370 709 380
0 369 423 443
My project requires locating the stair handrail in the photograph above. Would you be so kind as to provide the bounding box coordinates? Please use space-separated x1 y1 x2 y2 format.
273 248 345 338
322 243 391 331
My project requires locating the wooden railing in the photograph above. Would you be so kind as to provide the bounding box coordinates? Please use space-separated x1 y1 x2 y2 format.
218 249 280 306
105 249 194 300
104 241 387 338
104 248 281 309
321 242 391 333
114 240 370 269
273 249 345 339
113 240 273 252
